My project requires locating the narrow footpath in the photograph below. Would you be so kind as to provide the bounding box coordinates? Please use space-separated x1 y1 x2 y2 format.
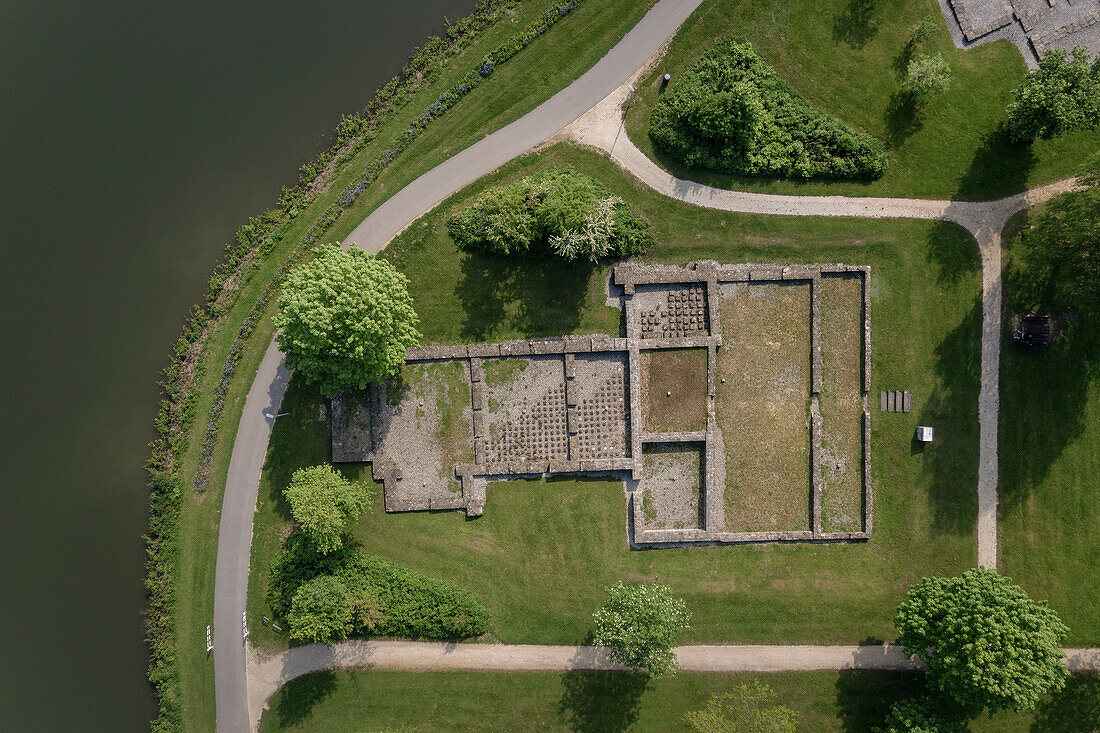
212 3 1087 730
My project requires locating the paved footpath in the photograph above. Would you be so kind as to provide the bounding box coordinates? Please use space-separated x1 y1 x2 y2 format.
213 2 1088 730
246 641 1100 725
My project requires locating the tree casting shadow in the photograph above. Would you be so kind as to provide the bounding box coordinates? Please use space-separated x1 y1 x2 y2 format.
835 670 926 732
1031 675 1100 732
457 252 596 342
833 0 881 48
272 670 338 728
559 669 649 732
884 91 924 148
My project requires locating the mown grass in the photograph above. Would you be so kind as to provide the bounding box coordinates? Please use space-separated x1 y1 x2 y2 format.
174 1 657 727
999 212 1100 646
248 143 984 652
257 669 1079 732
623 0 1100 199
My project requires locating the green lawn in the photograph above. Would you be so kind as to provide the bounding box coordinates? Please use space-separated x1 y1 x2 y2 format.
248 143 984 651
173 1 658 727
999 214 1100 646
623 0 1100 200
257 669 1088 732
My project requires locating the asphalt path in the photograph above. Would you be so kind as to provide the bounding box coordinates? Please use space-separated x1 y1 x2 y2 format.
213 1 706 729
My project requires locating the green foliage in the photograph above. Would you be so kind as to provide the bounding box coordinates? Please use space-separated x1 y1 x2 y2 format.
288 575 355 643
894 569 1069 713
1007 161 1100 317
875 697 969 733
446 169 654 260
269 537 489 642
592 581 690 678
1008 47 1100 142
283 464 370 554
904 53 953 104
649 38 887 180
273 245 421 396
908 17 938 47
684 679 799 732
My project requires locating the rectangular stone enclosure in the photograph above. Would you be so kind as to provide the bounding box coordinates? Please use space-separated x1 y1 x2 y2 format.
332 261 872 546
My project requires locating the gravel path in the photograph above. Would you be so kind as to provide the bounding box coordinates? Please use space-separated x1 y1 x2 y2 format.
558 84 1080 570
213 6 1088 730
247 641 1100 725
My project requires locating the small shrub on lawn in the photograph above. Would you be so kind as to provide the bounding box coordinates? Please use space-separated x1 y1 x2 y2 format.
447 168 654 260
649 38 888 180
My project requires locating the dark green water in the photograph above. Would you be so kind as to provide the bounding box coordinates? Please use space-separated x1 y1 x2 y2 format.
0 0 477 728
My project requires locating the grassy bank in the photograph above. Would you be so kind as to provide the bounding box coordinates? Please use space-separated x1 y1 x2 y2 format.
623 0 1100 199
163 2 657 728
998 212 1100 646
247 143 983 652
257 669 1081 731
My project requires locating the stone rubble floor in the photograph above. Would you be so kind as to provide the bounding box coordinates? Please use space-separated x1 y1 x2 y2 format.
332 261 872 547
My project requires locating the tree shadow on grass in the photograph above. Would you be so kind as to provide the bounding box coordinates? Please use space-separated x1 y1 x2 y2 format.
925 221 980 287
884 91 924 148
954 124 1036 201
1031 675 1100 732
912 267 982 535
833 0 881 49
835 670 926 732
457 252 597 342
272 670 338 728
559 669 649 732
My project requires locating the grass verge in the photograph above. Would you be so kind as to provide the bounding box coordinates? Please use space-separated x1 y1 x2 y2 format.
257 668 1073 731
999 212 1100 646
623 0 1100 200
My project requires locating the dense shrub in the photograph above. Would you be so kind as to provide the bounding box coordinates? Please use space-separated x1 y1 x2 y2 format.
649 38 888 180
447 169 653 260
271 535 490 642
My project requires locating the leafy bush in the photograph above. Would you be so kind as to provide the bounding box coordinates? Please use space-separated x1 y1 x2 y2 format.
283 464 370 553
649 38 888 180
685 680 799 732
1008 47 1100 142
904 53 953 104
270 536 490 642
875 697 969 733
447 169 654 260
593 581 690 678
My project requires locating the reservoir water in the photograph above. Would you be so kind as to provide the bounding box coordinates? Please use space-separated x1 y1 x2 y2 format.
0 0 478 728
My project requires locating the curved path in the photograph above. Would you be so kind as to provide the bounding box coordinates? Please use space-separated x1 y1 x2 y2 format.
248 641 1100 723
212 3 1083 730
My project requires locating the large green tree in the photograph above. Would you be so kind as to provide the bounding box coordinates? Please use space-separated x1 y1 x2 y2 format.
283 464 369 554
274 244 420 396
895 569 1068 713
593 581 690 678
1007 47 1100 141
685 680 798 733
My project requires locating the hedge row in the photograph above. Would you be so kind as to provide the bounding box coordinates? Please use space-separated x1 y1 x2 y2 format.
143 0 586 728
649 38 888 180
271 535 490 642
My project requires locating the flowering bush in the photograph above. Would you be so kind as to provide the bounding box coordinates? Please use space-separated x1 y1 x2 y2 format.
447 169 652 261
593 581 690 678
